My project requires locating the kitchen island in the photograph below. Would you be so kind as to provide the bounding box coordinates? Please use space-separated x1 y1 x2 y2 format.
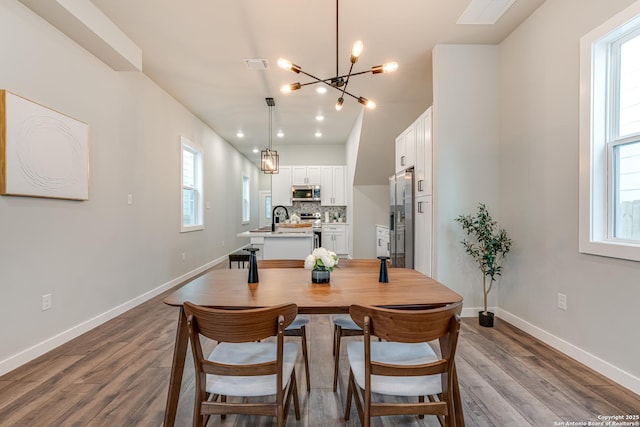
237 228 314 260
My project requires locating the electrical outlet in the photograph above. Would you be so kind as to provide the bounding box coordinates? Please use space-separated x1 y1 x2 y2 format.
557 293 567 311
221 241 225 247
182 252 186 261
127 194 133 205
42 294 52 311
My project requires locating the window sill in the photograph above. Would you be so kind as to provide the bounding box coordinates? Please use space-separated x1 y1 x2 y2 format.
181 224 204 233
579 239 640 262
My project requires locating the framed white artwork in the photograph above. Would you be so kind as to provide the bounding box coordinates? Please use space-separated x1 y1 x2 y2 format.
0 90 89 200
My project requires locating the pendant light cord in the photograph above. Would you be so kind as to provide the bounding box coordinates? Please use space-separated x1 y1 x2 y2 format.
268 105 272 151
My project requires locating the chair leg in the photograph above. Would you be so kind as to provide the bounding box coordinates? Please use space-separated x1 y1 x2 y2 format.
193 388 206 427
292 370 301 420
284 368 301 423
419 395 425 419
344 369 354 420
348 370 365 426
219 395 227 420
427 395 446 427
300 325 311 392
452 364 465 427
333 326 342 391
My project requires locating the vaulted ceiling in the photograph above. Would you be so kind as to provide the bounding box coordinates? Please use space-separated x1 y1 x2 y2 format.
33 0 546 184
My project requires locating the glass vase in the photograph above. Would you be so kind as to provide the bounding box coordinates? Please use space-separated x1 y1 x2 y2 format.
311 267 330 284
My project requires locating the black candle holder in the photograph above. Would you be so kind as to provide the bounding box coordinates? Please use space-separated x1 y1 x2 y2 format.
247 247 260 283
377 256 390 283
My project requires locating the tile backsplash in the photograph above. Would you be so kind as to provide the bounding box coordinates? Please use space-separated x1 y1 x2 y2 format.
290 201 346 222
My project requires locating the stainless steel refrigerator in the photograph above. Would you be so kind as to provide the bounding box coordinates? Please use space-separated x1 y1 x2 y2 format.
389 169 414 268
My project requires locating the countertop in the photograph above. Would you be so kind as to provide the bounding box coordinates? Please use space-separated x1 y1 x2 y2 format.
237 230 314 238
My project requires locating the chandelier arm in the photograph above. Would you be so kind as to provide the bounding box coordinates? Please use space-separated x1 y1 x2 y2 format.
297 69 326 83
339 62 355 98
339 69 373 78
339 88 360 101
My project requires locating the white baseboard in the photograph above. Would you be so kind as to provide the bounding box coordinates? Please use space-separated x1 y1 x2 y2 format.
494 307 640 396
461 305 498 318
0 253 230 377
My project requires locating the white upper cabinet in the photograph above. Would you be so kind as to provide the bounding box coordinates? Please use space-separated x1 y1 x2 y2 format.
271 166 292 206
292 166 321 185
395 126 416 173
321 165 347 206
415 107 433 196
395 132 406 173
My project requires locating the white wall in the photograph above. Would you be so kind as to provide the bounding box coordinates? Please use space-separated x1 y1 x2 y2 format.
0 1 259 373
352 185 389 258
498 0 640 390
432 45 501 310
346 109 365 257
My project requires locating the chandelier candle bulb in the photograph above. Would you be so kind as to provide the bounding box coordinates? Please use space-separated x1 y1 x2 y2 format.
351 40 364 63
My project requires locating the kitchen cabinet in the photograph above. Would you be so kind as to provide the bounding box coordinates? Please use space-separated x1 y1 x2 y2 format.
321 165 346 206
376 225 390 258
271 166 292 206
322 223 348 255
292 166 322 185
414 108 432 196
395 125 415 173
237 231 314 260
414 195 432 276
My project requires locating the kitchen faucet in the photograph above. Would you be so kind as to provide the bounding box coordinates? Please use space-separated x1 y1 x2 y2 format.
271 205 289 232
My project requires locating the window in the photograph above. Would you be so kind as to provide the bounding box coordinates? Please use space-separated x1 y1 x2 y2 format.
580 1 640 261
242 175 250 224
181 137 203 232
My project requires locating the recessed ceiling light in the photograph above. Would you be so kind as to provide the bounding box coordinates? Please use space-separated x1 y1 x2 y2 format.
315 131 322 138
277 131 284 138
236 131 244 138
252 148 259 153
316 115 324 121
316 86 327 94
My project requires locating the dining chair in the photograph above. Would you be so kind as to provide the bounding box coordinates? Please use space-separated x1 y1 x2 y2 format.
184 301 301 427
337 258 381 268
331 258 380 392
331 314 363 391
344 301 463 427
257 259 311 392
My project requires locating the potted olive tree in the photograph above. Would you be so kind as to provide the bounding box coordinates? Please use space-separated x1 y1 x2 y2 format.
455 203 512 327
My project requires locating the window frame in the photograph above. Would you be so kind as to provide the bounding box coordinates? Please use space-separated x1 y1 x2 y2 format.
579 0 640 261
242 175 250 225
180 136 204 233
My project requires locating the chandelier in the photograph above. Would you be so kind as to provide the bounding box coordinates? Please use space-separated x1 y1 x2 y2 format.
261 97 279 174
278 0 398 111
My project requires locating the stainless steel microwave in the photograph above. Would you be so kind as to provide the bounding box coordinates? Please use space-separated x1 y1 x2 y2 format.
292 185 321 202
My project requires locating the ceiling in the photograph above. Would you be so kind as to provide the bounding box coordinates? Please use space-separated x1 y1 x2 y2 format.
83 0 544 184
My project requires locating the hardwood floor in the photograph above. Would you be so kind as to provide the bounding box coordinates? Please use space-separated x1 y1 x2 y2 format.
1 281 638 426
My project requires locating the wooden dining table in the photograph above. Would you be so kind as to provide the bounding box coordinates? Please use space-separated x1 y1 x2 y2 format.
162 265 465 426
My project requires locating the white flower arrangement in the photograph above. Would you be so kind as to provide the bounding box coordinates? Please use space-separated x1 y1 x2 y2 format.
304 247 339 271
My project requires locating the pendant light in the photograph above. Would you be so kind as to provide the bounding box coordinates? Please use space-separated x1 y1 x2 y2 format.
261 97 279 174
